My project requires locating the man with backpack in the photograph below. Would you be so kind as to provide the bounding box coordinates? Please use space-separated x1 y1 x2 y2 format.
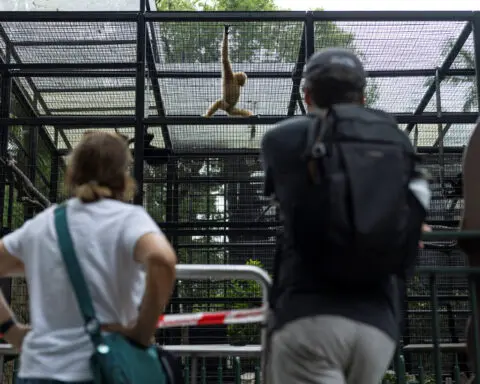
261 47 431 384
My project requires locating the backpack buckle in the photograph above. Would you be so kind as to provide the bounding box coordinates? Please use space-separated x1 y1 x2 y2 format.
312 142 327 158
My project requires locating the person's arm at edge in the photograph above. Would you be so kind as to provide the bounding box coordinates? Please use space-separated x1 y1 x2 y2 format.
410 164 432 240
260 131 276 200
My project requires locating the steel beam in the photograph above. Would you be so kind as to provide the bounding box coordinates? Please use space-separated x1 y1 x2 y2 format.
287 24 306 116
305 11 315 60
12 40 136 47
6 113 475 126
0 73 11 231
0 63 136 71
144 10 475 22
0 9 472 24
145 11 309 22
433 123 452 147
472 11 480 112
146 29 172 149
405 22 472 134
37 86 138 93
145 112 479 125
11 71 136 78
133 11 146 205
57 145 466 157
7 113 470 127
0 116 135 127
48 106 137 113
6 68 476 80
145 0 161 63
0 11 138 22
159 221 278 229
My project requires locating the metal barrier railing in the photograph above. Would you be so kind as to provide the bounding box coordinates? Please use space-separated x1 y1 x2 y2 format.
171 265 271 384
0 264 272 384
4 250 480 383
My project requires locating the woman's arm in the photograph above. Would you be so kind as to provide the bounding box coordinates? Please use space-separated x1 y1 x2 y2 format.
0 241 30 349
107 232 177 346
0 242 25 277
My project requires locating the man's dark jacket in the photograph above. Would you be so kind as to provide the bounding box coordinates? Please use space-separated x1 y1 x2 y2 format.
261 110 422 341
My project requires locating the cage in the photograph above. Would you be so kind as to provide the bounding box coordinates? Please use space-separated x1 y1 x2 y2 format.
0 5 479 383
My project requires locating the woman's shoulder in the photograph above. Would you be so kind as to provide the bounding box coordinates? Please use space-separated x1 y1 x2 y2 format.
93 199 153 221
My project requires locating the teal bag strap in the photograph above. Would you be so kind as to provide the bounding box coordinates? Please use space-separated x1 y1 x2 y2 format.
54 204 104 347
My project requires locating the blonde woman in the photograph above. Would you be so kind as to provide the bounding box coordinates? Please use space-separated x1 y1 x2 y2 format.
0 131 177 384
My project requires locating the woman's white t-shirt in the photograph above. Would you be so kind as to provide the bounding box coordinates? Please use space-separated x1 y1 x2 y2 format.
2 198 163 381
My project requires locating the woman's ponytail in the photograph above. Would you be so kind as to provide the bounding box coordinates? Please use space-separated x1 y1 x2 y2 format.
75 181 113 203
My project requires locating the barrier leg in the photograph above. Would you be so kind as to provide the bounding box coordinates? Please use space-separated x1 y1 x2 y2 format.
191 356 198 384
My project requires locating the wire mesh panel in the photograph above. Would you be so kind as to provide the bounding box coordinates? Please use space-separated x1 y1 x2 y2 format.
1 21 138 63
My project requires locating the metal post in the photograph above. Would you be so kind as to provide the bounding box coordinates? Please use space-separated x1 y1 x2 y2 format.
472 12 480 111
0 82 8 219
0 68 11 228
435 68 445 192
191 356 198 384
305 11 315 60
0 71 10 381
165 157 180 342
287 27 306 116
133 4 147 205
49 152 59 203
145 40 172 149
26 125 38 218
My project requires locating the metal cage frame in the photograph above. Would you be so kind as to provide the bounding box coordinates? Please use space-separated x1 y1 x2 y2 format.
0 4 479 382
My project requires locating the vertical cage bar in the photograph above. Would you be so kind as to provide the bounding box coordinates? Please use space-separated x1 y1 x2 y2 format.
0 71 10 382
434 68 445 191
134 10 147 205
472 12 480 111
287 26 306 116
7 168 14 229
430 273 442 384
26 126 38 218
49 152 59 203
305 11 315 60
166 157 180 340
0 73 11 230
469 278 480 384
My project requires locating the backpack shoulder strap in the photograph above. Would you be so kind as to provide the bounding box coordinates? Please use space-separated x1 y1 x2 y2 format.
54 204 103 345
304 109 335 184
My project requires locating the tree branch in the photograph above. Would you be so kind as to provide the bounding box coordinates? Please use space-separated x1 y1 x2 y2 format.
0 156 51 210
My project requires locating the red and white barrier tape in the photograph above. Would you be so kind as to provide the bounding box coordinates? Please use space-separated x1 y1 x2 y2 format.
0 308 266 339
156 307 266 328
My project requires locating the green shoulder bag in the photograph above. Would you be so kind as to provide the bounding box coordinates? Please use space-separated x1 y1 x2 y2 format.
54 204 167 384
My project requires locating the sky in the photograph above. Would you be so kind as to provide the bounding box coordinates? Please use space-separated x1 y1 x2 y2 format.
276 0 480 11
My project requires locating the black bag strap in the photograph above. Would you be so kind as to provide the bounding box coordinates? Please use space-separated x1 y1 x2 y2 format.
304 109 335 184
54 204 104 347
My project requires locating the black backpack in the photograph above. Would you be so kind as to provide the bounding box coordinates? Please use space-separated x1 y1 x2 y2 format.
291 104 426 284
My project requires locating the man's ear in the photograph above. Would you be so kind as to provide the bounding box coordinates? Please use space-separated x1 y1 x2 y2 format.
304 87 313 107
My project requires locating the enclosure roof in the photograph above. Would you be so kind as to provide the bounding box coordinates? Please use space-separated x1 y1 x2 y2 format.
0 0 156 11
0 13 478 151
